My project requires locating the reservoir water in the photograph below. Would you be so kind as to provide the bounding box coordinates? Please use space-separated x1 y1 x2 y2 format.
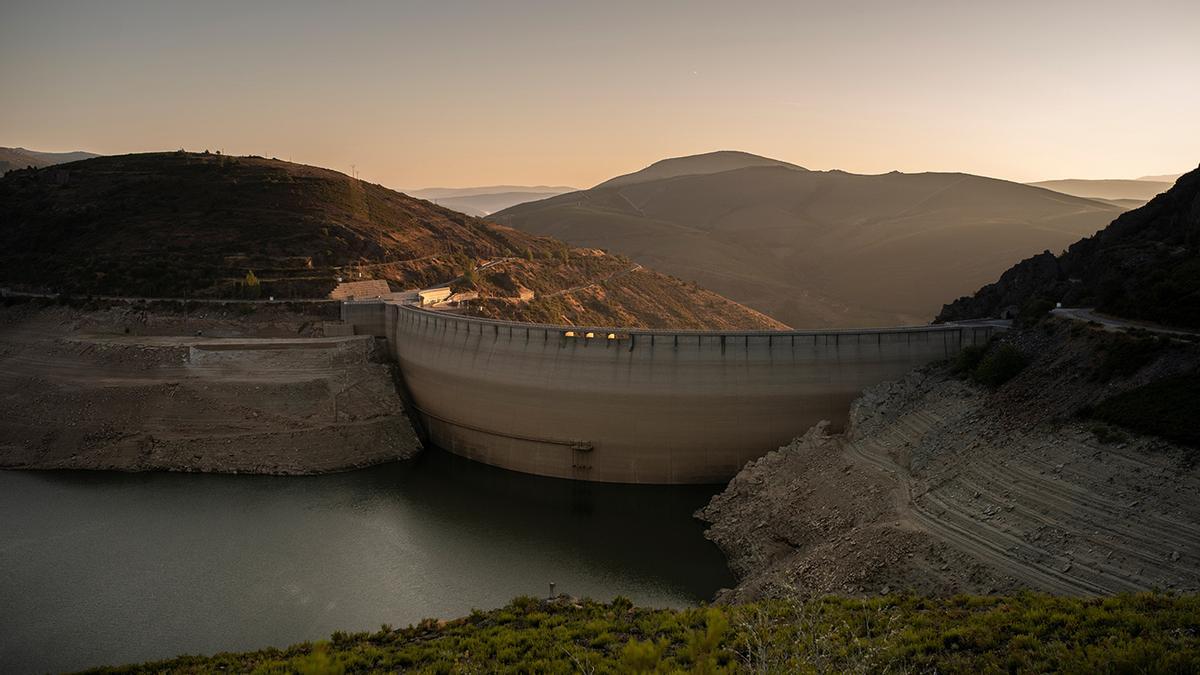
0 450 733 673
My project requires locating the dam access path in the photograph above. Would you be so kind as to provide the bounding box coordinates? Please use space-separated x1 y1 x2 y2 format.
342 296 1004 484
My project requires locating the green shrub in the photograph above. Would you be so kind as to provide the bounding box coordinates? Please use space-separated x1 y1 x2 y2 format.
1017 297 1056 327
620 637 665 673
952 344 987 376
972 344 1027 386
1089 373 1200 448
93 593 1200 674
1093 333 1170 381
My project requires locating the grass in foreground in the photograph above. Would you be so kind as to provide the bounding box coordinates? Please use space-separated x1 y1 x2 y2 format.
85 593 1199 674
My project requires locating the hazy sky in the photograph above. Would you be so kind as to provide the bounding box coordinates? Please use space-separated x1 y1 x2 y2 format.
2 0 1198 189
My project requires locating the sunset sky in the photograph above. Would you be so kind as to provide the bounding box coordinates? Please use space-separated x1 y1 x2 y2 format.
2 0 1198 189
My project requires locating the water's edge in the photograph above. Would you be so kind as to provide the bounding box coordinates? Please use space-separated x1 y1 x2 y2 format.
0 449 733 673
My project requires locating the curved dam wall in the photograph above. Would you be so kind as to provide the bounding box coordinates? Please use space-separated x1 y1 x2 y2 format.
343 301 998 484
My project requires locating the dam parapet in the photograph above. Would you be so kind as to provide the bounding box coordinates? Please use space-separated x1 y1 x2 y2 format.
342 300 1002 484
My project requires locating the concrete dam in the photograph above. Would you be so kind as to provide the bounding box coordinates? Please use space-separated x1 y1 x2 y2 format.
343 300 1000 484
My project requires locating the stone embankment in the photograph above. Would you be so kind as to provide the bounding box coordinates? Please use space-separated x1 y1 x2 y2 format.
0 301 421 474
700 321 1200 599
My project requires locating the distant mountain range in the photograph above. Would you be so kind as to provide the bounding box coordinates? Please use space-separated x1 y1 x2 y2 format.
1137 173 1185 183
493 151 1125 328
0 147 100 173
1026 177 1177 207
407 185 577 217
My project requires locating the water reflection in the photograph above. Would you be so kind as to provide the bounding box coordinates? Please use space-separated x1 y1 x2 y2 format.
0 449 732 673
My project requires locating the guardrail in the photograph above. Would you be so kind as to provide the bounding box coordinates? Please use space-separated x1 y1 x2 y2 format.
389 300 1004 340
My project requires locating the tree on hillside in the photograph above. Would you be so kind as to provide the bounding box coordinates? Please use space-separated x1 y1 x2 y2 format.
243 270 261 299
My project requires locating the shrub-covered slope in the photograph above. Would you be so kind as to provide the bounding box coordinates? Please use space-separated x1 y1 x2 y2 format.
86 594 1200 674
939 165 1200 328
0 152 782 329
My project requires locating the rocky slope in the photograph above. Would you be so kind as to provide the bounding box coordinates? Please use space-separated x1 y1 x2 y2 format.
0 152 779 329
940 164 1200 329
699 319 1200 600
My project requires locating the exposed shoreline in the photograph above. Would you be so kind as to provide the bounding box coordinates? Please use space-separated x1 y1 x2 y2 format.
698 321 1200 600
7 301 1199 606
0 301 422 475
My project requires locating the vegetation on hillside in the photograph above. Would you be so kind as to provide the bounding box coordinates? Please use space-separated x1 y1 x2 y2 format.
952 341 1028 387
0 152 781 329
1088 372 1200 449
86 593 1200 674
939 165 1200 328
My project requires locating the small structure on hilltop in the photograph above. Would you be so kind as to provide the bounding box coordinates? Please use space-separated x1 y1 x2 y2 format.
329 279 391 301
419 286 452 306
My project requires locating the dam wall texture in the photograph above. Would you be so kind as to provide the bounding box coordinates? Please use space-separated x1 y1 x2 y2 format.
343 301 1000 484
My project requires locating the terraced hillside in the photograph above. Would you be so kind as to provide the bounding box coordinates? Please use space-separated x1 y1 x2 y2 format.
0 152 781 329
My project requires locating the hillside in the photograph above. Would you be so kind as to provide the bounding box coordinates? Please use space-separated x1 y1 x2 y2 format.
1027 178 1172 204
701 319 1200 602
493 154 1122 328
0 152 781 330
0 146 99 173
406 185 577 216
698 165 1200 607
86 594 1200 673
1139 173 1186 182
939 165 1200 329
595 149 805 189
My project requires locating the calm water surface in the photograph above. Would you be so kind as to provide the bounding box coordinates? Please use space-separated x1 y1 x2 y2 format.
0 450 733 673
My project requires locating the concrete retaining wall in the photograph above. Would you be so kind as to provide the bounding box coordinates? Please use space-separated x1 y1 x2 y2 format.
341 300 388 337
347 301 998 484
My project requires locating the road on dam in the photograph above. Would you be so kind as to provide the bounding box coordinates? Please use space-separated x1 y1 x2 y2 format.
344 300 1003 484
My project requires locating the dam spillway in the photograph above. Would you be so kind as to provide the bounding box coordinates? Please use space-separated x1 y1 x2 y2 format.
343 301 999 484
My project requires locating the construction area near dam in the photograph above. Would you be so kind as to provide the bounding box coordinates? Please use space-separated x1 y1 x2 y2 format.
342 297 1001 484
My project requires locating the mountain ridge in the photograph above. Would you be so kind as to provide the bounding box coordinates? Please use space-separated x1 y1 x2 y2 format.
0 146 100 173
593 150 806 189
0 151 782 330
494 154 1122 328
939 164 1200 328
1027 178 1172 204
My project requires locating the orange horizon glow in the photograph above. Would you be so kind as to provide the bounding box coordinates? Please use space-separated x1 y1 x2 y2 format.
2 1 1198 190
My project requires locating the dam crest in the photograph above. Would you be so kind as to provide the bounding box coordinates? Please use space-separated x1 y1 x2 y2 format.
343 300 1000 484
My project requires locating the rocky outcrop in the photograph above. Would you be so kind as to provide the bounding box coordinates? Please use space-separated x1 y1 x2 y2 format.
939 164 1200 328
700 321 1200 600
